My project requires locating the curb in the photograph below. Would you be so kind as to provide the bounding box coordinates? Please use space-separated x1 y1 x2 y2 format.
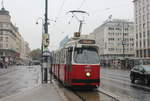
51 80 70 101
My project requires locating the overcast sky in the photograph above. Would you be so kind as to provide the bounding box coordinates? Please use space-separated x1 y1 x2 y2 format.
2 0 134 50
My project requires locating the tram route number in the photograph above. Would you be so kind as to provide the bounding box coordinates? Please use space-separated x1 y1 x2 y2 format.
42 34 49 49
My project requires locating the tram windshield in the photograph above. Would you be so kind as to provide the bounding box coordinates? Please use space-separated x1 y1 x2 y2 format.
73 46 100 64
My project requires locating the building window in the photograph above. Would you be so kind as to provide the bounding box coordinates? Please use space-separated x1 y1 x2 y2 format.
136 50 139 57
136 34 138 39
115 28 121 30
0 44 3 48
144 49 146 57
144 40 146 48
108 48 114 51
143 32 145 37
108 38 114 41
140 50 142 57
0 37 3 41
6 44 8 48
136 41 138 48
0 30 3 35
130 38 134 41
140 33 142 38
140 40 142 48
148 39 150 48
147 30 150 38
0 52 3 55
148 49 150 57
6 37 8 42
124 33 129 36
124 28 128 31
108 27 114 30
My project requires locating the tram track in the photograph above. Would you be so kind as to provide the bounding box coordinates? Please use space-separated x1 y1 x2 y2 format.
69 88 119 101
52 75 119 101
70 90 87 101
96 89 120 101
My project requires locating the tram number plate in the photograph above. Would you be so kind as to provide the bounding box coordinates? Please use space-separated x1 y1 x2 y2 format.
85 69 91 72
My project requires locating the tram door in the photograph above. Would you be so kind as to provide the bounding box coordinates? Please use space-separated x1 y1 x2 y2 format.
66 47 72 84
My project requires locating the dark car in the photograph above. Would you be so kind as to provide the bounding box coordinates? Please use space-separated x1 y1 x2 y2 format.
130 65 150 85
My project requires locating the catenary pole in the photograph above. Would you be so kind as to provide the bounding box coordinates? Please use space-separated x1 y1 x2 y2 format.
43 0 48 83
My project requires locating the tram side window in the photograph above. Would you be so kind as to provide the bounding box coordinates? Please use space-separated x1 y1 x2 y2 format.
66 47 72 65
69 47 73 65
60 51 62 64
63 50 66 63
63 50 65 64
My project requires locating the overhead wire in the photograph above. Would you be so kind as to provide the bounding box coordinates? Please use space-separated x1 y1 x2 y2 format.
78 0 86 10
67 0 87 24
55 0 67 22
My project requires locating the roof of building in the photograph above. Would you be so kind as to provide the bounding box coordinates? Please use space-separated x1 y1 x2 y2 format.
133 0 138 2
0 7 9 15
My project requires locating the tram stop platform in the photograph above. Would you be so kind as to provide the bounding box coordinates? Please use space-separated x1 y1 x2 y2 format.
0 83 66 101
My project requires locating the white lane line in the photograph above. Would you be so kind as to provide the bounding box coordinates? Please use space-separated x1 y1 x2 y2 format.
102 76 150 90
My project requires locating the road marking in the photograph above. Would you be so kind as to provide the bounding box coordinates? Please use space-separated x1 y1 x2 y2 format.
102 76 150 91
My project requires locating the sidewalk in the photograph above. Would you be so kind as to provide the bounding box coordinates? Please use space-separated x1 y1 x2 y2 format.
0 84 65 101
0 66 16 76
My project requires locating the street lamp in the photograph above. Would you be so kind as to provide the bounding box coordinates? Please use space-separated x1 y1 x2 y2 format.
118 21 130 68
118 21 126 58
122 22 125 58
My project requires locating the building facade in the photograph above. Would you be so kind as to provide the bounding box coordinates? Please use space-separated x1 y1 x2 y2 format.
91 19 135 67
0 7 30 65
133 0 150 58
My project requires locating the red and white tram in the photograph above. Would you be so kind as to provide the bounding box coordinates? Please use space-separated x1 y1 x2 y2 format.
51 37 100 88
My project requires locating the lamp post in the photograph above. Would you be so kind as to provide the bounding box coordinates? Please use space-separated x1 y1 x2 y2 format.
122 22 125 59
121 21 129 68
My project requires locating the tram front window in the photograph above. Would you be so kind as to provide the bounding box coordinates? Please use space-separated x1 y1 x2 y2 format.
74 47 99 64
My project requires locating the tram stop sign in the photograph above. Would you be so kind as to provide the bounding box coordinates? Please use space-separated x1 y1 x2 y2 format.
42 50 51 68
42 50 51 57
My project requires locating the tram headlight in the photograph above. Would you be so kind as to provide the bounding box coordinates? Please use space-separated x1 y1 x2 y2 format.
86 72 91 77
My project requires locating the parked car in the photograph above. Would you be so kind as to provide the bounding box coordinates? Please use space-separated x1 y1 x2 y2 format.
130 65 150 85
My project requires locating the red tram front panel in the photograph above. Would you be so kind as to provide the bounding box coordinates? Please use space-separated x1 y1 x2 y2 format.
63 64 100 87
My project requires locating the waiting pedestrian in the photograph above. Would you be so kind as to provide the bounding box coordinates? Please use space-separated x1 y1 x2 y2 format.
0 62 3 68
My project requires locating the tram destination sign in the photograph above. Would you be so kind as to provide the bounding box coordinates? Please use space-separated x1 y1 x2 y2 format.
79 39 95 44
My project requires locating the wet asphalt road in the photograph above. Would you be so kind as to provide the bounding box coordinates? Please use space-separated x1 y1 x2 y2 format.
0 66 41 99
1 65 150 101
101 68 150 101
